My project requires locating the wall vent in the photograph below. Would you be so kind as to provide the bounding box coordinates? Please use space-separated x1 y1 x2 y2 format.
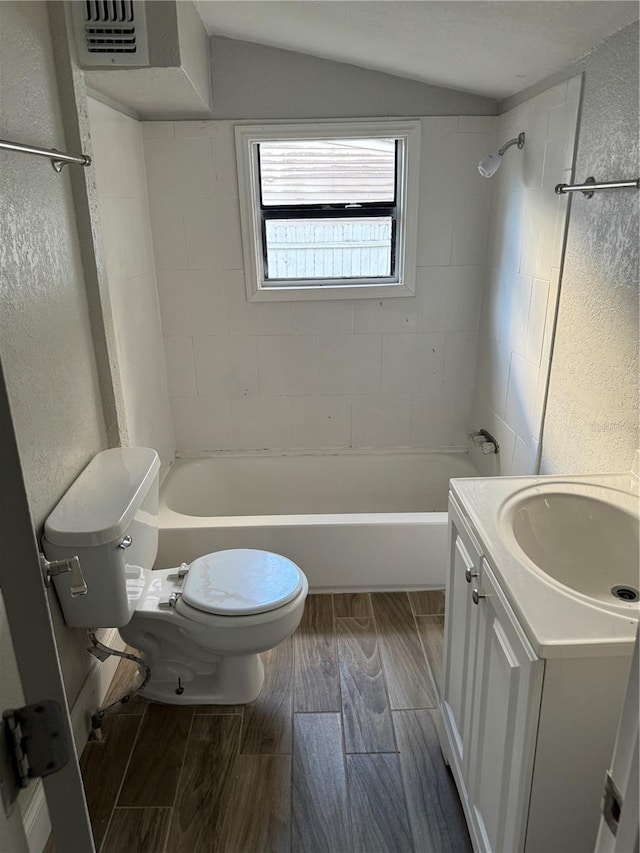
73 0 149 67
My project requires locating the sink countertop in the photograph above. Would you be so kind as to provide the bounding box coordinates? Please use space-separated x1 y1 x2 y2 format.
450 470 639 659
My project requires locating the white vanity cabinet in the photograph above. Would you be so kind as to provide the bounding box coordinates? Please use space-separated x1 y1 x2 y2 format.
441 493 632 853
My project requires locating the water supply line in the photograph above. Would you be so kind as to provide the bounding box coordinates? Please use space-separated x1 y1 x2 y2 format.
86 631 151 740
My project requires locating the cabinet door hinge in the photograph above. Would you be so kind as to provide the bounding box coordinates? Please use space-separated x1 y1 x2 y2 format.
1 701 70 814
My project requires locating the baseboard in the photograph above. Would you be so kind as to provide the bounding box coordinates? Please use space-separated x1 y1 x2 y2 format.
24 628 125 853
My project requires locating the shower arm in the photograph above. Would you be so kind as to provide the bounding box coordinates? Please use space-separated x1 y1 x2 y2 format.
498 132 526 157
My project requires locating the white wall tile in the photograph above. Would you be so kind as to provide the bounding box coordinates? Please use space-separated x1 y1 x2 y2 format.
157 270 227 337
443 266 484 331
381 333 444 394
142 121 174 138
352 394 411 448
479 266 504 343
525 278 549 366
444 332 478 398
532 356 551 441
291 395 351 448
475 338 511 421
230 396 292 450
541 267 560 362
457 116 496 134
511 435 538 475
148 195 187 271
519 188 557 281
416 194 453 266
319 334 381 395
415 267 447 332
499 271 532 357
291 300 354 333
90 100 175 471
410 392 450 447
452 194 489 265
184 195 244 271
164 337 197 398
354 296 418 333
174 122 239 197
194 336 258 397
144 137 214 203
505 353 540 441
142 115 504 454
171 396 232 451
224 271 291 336
488 189 526 273
257 335 319 396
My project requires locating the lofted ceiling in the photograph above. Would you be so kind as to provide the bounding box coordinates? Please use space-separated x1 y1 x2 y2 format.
195 1 639 99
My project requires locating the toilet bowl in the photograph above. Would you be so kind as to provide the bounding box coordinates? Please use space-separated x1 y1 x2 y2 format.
120 549 308 703
42 448 308 706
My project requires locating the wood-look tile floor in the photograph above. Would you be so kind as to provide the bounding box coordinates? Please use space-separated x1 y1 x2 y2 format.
68 592 472 853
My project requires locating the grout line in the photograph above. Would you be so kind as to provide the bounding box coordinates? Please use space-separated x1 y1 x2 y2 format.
162 708 196 853
98 706 146 853
111 805 173 811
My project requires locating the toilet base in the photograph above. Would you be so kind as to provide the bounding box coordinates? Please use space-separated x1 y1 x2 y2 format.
140 653 265 705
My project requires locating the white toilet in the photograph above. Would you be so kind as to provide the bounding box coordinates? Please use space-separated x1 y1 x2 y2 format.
42 447 308 704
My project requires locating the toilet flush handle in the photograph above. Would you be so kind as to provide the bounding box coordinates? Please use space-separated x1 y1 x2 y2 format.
39 554 88 597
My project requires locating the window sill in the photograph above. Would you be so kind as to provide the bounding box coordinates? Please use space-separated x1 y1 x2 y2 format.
247 279 416 302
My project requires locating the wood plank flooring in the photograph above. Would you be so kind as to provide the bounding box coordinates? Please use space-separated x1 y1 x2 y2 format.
63 591 471 852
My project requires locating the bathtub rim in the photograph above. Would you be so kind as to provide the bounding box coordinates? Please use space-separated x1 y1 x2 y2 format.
159 505 449 529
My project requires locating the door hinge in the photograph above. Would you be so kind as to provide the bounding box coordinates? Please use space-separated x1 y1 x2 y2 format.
2 701 70 811
602 769 623 836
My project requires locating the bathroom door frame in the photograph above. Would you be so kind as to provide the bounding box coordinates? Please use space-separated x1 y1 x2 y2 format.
0 360 96 852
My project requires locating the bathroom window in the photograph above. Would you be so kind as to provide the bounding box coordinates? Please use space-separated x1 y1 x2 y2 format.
235 121 421 301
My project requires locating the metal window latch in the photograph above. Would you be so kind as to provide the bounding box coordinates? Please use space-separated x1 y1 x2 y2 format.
39 553 88 597
1 701 70 812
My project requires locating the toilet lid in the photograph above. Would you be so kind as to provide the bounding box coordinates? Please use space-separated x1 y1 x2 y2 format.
181 549 304 616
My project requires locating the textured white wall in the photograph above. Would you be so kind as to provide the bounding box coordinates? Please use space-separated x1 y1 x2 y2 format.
143 115 496 453
542 24 639 474
0 0 108 706
470 78 581 476
88 98 175 472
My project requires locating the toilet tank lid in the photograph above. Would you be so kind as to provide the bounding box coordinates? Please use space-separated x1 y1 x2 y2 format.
44 448 160 548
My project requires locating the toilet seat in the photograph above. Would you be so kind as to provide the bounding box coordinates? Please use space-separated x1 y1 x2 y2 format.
180 549 304 616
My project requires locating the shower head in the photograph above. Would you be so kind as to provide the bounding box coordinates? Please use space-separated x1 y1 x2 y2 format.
478 131 525 178
478 153 503 178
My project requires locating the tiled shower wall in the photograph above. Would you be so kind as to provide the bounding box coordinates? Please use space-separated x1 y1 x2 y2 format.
142 116 496 453
470 77 581 475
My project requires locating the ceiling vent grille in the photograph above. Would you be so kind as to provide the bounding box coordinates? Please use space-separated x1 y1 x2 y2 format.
74 0 149 67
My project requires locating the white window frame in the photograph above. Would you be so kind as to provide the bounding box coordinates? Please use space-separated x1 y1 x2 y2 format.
235 120 421 302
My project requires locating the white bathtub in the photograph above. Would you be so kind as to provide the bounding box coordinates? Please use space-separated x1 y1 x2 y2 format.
157 452 479 591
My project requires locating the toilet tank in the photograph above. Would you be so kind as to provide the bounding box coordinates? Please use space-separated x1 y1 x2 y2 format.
43 447 161 628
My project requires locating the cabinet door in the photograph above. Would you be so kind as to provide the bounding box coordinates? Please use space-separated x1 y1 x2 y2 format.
441 496 482 775
467 561 543 853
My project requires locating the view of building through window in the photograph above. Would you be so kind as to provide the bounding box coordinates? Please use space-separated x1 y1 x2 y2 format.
258 138 397 280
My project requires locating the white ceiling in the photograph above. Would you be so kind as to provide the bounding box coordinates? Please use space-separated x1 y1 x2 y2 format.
195 1 639 99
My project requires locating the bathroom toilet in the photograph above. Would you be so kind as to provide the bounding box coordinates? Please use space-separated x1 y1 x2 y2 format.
42 447 308 704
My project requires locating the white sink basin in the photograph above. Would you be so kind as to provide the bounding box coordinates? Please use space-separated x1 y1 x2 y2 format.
500 482 640 612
